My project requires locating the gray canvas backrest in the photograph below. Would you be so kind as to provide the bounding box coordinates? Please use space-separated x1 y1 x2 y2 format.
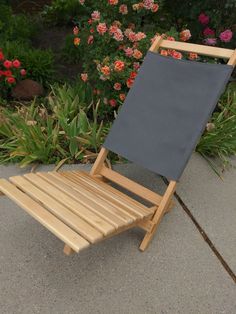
104 52 233 181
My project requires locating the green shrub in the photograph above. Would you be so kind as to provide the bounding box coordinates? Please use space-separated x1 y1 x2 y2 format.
197 83 236 171
1 41 55 86
42 0 88 26
0 83 108 167
0 4 37 43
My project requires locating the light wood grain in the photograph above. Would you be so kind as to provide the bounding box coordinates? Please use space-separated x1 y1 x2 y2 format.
149 35 163 53
38 172 129 229
139 181 176 251
23 173 115 236
90 147 108 175
160 40 233 59
100 166 163 205
9 175 102 243
0 179 89 252
228 50 236 66
50 172 134 225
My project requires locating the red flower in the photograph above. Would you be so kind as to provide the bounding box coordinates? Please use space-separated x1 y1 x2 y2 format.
109 99 117 107
129 71 137 79
126 78 134 88
13 59 21 68
114 82 121 90
3 60 12 69
4 70 12 77
20 69 27 76
6 77 16 84
0 51 4 61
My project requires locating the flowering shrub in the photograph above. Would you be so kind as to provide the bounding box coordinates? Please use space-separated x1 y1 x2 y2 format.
71 0 192 113
0 48 27 98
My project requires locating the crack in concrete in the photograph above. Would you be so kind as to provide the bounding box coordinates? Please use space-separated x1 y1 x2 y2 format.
162 177 236 284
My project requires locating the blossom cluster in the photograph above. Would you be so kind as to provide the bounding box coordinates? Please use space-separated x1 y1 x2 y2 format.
0 49 27 86
198 12 233 46
72 1 192 110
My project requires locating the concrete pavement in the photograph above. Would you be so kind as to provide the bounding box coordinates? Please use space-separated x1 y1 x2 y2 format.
0 155 235 313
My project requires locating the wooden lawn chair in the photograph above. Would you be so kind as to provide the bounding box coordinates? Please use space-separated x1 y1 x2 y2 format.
0 37 235 255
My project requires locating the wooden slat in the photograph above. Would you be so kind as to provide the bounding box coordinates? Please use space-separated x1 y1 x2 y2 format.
100 166 163 205
23 173 115 236
49 172 134 224
9 176 102 243
64 171 153 218
160 40 233 59
90 147 109 175
80 171 153 215
0 179 89 252
62 172 141 220
76 171 150 212
228 50 236 66
149 35 163 53
38 172 131 228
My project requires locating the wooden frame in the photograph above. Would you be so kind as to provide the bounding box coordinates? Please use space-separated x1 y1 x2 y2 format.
0 38 235 256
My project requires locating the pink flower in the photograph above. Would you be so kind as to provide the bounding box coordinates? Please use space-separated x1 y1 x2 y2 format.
3 60 12 69
135 32 146 41
109 25 118 35
203 27 215 37
91 11 100 22
114 82 121 90
143 0 154 10
128 31 137 42
204 38 217 46
109 99 117 107
119 4 128 14
180 29 191 41
97 23 107 35
219 29 233 43
12 59 21 68
73 26 79 35
113 29 124 41
81 73 88 82
188 53 198 60
0 50 4 61
124 47 134 57
20 69 27 76
79 0 85 4
198 13 209 25
167 36 175 41
133 62 140 70
87 35 94 44
133 49 143 59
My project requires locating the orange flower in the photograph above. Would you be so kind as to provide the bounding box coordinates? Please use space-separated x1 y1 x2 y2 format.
108 0 118 5
101 66 110 76
133 49 143 59
188 52 198 60
160 49 168 56
171 50 182 59
119 93 126 101
74 37 81 46
114 60 125 72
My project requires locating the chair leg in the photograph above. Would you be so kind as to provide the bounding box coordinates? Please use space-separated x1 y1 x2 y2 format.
0 191 4 197
139 181 177 251
63 244 75 256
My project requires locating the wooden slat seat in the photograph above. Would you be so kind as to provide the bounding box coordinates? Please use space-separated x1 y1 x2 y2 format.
0 171 155 253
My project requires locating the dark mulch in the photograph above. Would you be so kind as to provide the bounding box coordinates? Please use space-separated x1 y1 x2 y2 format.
10 0 51 14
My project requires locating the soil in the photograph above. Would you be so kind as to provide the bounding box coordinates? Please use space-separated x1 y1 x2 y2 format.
10 0 51 14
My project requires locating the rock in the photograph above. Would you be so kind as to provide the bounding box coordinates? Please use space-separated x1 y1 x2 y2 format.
12 79 44 100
